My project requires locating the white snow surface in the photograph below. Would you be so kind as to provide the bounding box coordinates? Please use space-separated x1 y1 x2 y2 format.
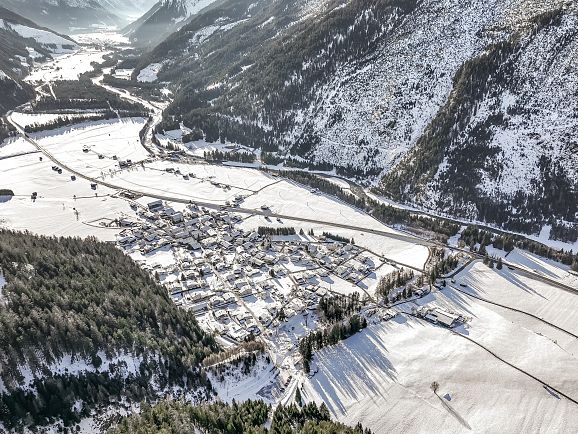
0 274 5 299
7 23 74 48
31 117 150 178
1 19 76 55
137 63 163 82
0 137 136 241
302 274 578 432
25 48 109 82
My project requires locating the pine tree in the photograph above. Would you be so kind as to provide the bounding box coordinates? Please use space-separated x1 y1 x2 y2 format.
294 386 302 406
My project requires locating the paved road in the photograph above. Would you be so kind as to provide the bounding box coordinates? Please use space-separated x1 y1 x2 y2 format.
6 112 578 296
6 112 436 248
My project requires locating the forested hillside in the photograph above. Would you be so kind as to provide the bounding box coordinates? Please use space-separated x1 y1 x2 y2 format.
138 0 577 240
381 5 578 236
0 230 218 431
0 7 69 112
108 399 371 434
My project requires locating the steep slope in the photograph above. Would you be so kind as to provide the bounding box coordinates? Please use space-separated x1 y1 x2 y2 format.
0 7 77 113
108 400 369 434
0 0 156 33
140 0 577 238
0 230 218 431
127 0 222 47
381 3 578 235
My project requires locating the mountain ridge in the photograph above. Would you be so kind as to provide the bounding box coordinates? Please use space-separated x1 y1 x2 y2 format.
137 0 577 237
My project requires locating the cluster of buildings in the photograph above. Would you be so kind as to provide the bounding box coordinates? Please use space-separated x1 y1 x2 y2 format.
116 199 383 344
415 306 465 329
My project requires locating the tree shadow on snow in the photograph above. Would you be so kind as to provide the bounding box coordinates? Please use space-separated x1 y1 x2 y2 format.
308 326 397 416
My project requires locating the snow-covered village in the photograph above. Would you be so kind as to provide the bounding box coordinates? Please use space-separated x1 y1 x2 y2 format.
1 1 578 433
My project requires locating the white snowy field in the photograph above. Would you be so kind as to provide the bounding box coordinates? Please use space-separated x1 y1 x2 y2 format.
485 245 578 288
240 179 430 269
25 48 110 82
111 166 254 204
32 118 150 178
209 355 279 404
172 162 276 192
316 275 365 297
0 141 133 240
0 137 37 158
73 32 130 46
303 313 578 434
452 261 578 336
10 112 103 128
137 63 163 82
0 19 76 53
240 215 429 271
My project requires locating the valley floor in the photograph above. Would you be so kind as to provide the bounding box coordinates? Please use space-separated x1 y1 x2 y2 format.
1 31 577 434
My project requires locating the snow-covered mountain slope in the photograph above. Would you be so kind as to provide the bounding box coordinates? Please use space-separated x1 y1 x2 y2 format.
0 0 157 33
126 0 222 46
140 0 577 237
381 1 578 234
0 7 76 112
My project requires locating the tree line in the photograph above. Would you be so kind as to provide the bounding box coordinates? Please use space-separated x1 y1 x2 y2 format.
376 268 415 302
322 232 353 244
108 398 371 434
318 293 362 323
204 149 256 163
0 230 219 430
31 79 149 113
428 248 460 283
258 226 296 236
24 111 148 133
299 314 367 374
459 225 577 268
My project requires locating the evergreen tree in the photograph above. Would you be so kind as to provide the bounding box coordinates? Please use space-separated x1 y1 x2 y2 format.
496 257 503 270
295 386 303 407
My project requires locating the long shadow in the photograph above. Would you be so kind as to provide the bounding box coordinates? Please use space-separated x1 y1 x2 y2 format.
510 250 560 280
434 287 478 318
308 325 398 415
458 264 547 301
435 392 472 430
500 270 548 300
